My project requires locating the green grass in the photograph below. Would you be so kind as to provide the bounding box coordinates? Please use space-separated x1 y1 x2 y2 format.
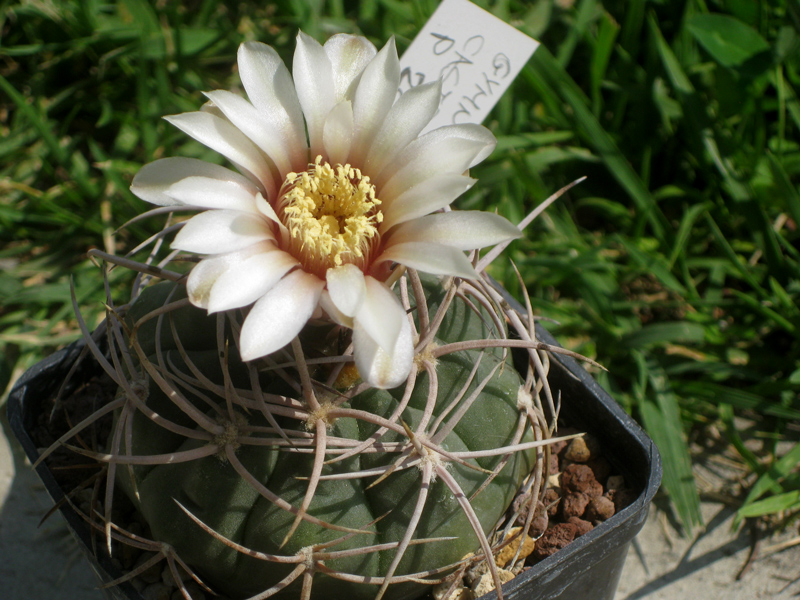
2 0 799 535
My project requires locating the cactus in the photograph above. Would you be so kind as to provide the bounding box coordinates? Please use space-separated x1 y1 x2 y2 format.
107 269 551 600
36 30 590 600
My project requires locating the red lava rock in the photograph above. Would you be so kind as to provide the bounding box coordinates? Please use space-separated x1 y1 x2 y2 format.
584 478 604 499
561 464 596 494
584 495 615 522
560 492 590 519
513 491 533 517
531 511 549 538
549 439 569 458
532 522 577 560
517 501 549 537
549 452 560 476
544 488 560 518
587 456 612 485
567 516 594 537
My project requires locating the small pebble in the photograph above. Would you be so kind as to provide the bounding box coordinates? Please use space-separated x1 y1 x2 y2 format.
464 556 486 587
606 475 625 491
564 434 601 463
495 527 536 567
142 582 171 600
162 563 189 587
433 582 474 600
585 496 615 522
472 568 515 596
133 553 163 584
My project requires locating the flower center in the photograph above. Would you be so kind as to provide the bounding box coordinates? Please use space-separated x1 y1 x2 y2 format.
279 156 383 276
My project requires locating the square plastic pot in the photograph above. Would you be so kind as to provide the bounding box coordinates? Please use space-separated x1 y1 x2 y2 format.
8 325 661 600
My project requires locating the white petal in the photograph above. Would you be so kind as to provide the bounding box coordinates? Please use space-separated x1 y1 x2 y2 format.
377 242 478 279
354 313 413 390
130 158 253 207
323 101 354 166
386 211 521 250
293 32 335 158
353 276 405 355
364 80 441 175
164 111 277 196
326 264 366 318
377 124 497 198
186 243 271 308
350 37 401 165
254 192 282 224
165 176 259 212
239 270 325 361
324 34 377 102
380 174 476 230
204 90 294 176
207 250 298 313
319 291 354 328
237 41 308 169
173 210 273 255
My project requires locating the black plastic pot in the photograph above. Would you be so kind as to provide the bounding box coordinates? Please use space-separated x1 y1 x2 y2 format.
8 326 661 600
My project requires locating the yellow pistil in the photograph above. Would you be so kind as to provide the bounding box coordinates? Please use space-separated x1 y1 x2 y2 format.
279 156 383 276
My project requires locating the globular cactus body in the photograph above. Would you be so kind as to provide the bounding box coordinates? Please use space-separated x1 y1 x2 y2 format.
114 276 536 600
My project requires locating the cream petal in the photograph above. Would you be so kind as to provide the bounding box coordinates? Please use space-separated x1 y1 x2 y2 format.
324 34 377 102
326 264 366 318
293 32 335 158
164 112 277 196
353 276 405 355
349 37 401 166
207 250 298 313
239 270 325 361
204 90 293 176
322 101 354 166
377 242 478 279
130 158 253 207
380 174 476 230
186 243 272 308
165 176 259 212
353 313 413 390
377 124 496 197
386 211 521 251
237 41 308 169
364 80 442 175
173 209 273 255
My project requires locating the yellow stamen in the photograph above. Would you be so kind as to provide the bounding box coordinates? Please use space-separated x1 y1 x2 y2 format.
279 156 383 276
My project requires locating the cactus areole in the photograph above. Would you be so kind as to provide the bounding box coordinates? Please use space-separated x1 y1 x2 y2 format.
114 276 539 600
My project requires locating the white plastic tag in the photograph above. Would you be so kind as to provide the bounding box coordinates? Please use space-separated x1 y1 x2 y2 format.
399 0 539 133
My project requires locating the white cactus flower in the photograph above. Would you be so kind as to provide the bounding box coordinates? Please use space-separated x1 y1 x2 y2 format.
130 32 520 389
